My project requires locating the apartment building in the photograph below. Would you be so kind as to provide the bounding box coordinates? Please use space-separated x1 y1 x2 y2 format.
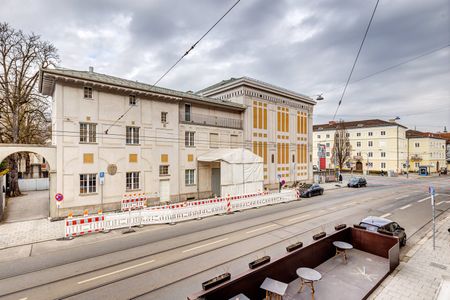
313 120 408 173
406 130 447 173
38 68 250 216
198 77 316 187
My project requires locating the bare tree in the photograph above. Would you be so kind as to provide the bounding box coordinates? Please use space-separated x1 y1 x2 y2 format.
0 22 58 196
331 121 352 171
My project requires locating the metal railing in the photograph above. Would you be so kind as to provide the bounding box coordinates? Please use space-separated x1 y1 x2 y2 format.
180 112 242 129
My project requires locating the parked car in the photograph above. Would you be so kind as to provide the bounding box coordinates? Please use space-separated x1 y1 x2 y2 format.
299 183 324 198
439 167 448 175
359 216 407 246
347 177 367 188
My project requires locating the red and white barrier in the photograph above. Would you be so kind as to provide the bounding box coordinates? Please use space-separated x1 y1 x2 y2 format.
65 215 105 237
121 193 147 211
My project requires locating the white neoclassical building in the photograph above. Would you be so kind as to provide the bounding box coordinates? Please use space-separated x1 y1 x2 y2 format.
0 68 316 218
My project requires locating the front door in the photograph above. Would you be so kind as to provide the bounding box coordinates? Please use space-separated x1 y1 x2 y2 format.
211 168 221 197
159 180 170 202
356 161 363 171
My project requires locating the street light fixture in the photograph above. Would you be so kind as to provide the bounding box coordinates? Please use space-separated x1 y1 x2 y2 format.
316 94 324 101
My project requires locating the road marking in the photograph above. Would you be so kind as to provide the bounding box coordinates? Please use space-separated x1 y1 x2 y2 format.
77 259 156 284
289 214 311 222
18 298 28 300
436 201 444 206
380 213 391 218
343 203 354 207
329 206 337 210
395 195 409 200
182 238 228 253
418 197 431 203
246 224 277 234
399 204 412 210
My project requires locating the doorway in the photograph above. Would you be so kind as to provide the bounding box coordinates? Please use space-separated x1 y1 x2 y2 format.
159 180 170 202
356 161 363 171
211 168 221 197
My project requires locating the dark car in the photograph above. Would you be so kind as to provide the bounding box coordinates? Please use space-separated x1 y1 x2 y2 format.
347 177 367 188
359 216 407 246
299 183 324 198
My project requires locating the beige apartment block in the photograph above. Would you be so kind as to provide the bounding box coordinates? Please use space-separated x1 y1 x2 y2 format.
406 130 446 173
39 68 246 216
198 77 316 188
313 120 408 173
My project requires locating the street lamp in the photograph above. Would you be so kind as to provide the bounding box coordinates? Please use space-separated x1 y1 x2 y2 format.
315 94 324 101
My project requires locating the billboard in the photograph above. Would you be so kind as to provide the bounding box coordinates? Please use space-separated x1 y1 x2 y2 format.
318 144 326 170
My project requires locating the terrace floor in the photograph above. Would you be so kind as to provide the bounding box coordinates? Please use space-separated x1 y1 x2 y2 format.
282 249 389 300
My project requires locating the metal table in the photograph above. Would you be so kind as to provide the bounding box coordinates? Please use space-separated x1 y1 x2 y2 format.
296 267 322 299
333 241 353 263
260 277 288 300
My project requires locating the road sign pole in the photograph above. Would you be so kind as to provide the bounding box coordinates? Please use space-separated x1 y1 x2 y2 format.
429 186 436 250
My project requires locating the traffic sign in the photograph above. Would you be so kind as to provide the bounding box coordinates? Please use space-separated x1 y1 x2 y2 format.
55 193 64 202
99 171 105 185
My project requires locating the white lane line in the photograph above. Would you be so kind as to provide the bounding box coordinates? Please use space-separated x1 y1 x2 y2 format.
446 201 450 204
18 298 28 300
77 259 156 284
289 214 311 222
395 195 409 200
436 201 444 206
246 224 277 234
343 203 354 207
418 197 431 203
399 204 412 210
182 238 229 253
380 213 391 218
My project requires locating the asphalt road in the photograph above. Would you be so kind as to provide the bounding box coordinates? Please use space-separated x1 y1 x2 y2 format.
0 175 448 300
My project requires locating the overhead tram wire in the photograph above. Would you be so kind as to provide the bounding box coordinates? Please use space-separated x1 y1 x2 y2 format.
322 43 449 96
104 0 241 135
332 0 380 121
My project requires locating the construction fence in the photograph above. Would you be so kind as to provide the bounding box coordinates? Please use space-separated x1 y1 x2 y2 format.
65 189 298 238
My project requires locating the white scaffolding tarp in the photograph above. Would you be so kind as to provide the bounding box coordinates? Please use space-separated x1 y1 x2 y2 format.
197 148 264 196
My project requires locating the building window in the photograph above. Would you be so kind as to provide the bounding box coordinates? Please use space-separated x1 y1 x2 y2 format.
84 86 93 99
185 169 195 185
356 141 361 147
368 152 373 157
357 152 361 156
185 104 191 122
210 133 219 148
326 134 330 138
159 165 169 176
381 162 386 168
367 162 373 167
126 172 140 190
415 142 420 147
185 131 195 147
126 126 139 144
381 131 386 136
326 142 330 147
80 174 96 194
271 154 274 163
368 132 373 136
317 135 321 139
326 152 330 157
368 141 373 147
346 133 350 137
357 132 361 137
161 112 168 123
415 162 420 167
381 152 386 157
129 95 136 105
80 123 97 143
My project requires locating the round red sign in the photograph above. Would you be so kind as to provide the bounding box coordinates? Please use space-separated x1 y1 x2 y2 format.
55 193 64 202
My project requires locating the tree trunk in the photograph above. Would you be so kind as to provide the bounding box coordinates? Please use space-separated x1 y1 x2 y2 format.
7 155 21 197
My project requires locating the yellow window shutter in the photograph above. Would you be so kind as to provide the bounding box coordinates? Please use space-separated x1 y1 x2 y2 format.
253 106 258 129
129 154 137 163
263 108 267 130
258 107 263 129
277 110 281 131
286 112 289 132
83 153 94 164
161 154 168 163
187 154 194 162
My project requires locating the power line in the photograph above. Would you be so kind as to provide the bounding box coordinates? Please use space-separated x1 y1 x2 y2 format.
323 43 449 95
332 0 380 120
104 0 241 135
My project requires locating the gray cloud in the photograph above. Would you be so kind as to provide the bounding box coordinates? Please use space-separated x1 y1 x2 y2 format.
1 0 448 131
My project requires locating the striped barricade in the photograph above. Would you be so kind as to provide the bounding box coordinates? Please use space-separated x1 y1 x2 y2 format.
65 215 105 237
121 193 147 211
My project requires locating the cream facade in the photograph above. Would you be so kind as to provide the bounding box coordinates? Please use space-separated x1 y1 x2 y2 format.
39 68 245 217
198 77 316 187
313 120 408 173
407 135 446 173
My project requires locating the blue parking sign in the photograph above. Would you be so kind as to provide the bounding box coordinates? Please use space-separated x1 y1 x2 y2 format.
428 186 435 195
99 172 105 178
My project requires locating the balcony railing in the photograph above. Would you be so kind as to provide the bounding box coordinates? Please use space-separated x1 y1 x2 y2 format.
180 112 242 129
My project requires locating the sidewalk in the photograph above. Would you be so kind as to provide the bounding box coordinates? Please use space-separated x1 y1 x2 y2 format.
369 212 450 300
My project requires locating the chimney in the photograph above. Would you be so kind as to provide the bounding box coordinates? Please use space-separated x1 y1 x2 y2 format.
89 66 94 73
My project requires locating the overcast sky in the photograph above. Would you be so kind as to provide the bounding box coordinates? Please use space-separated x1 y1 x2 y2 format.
2 0 449 131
